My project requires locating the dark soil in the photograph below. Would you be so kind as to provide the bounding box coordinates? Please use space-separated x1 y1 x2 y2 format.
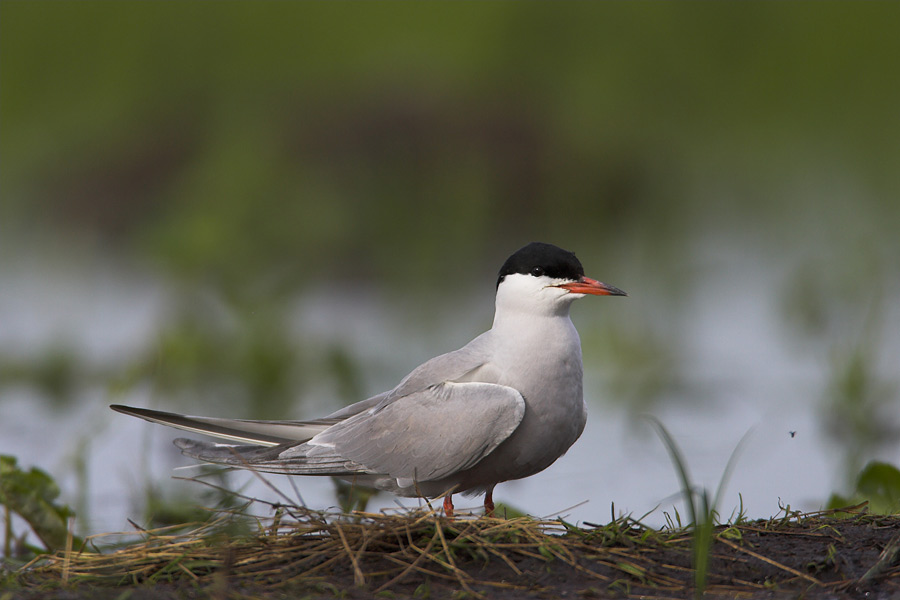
6 509 900 599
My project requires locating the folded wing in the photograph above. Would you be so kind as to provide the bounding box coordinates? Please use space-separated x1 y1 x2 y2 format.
170 381 525 486
282 381 524 483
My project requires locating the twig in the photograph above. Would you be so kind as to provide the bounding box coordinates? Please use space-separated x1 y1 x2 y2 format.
62 516 75 584
373 522 439 593
861 533 900 583
334 522 366 586
431 519 483 599
718 536 824 586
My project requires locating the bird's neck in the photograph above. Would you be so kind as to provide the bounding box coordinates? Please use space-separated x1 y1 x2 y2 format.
489 302 584 389
490 301 577 346
491 289 576 328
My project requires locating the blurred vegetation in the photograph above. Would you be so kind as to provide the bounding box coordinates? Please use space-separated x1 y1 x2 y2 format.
2 2 900 525
3 0 897 391
0 455 79 558
828 461 900 515
4 3 900 281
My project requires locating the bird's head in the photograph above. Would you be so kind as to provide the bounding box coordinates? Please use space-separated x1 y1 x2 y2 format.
495 242 626 316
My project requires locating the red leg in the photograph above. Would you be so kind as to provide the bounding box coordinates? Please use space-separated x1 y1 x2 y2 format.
484 491 495 517
442 494 454 518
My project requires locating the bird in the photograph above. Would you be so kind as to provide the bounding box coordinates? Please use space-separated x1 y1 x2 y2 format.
111 242 626 517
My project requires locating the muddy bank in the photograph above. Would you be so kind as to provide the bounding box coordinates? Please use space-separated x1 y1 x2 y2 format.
6 508 900 599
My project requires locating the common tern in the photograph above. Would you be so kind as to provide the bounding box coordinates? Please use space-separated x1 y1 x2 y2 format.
111 242 626 516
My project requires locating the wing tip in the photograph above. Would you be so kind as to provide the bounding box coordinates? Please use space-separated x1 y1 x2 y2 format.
109 404 168 420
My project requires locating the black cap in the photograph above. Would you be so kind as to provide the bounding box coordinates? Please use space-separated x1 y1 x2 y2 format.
497 242 585 288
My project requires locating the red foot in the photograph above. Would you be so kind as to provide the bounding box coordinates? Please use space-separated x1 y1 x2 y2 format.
484 491 495 517
443 495 454 518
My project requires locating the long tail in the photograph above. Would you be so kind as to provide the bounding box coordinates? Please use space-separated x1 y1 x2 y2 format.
111 404 367 476
110 404 334 446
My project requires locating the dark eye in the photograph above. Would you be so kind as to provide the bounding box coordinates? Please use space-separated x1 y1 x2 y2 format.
530 266 545 277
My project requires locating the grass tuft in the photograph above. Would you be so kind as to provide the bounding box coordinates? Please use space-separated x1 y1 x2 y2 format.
8 500 897 599
647 416 752 599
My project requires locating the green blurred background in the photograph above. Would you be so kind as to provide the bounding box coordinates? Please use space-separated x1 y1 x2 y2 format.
2 2 899 531
5 2 898 285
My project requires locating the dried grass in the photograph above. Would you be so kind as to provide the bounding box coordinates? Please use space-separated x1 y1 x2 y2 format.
12 501 900 599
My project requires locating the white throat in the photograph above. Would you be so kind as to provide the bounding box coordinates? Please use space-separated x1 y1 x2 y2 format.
492 273 579 327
